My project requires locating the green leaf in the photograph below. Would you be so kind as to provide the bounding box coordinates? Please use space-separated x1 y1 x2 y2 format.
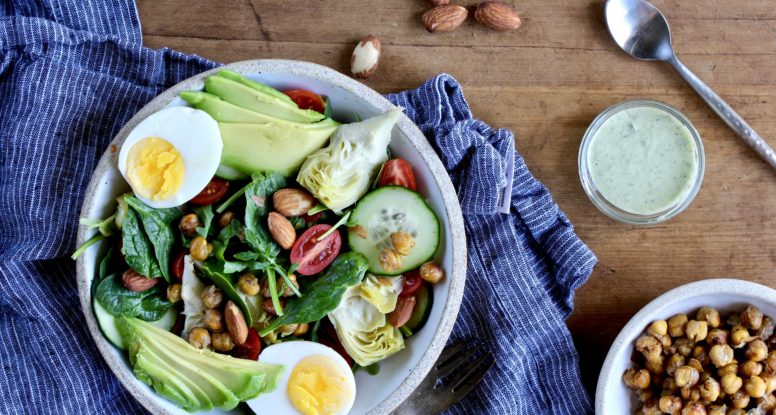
71 234 105 260
260 252 369 336
99 247 115 281
307 203 327 216
121 206 162 278
216 182 251 214
310 319 322 343
289 216 306 231
234 251 259 261
193 205 215 238
95 274 172 322
195 260 254 327
124 195 181 281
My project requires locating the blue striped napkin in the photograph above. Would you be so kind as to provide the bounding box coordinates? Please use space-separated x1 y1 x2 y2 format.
0 1 596 414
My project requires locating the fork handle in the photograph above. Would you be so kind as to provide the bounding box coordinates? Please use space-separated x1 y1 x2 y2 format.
668 55 776 171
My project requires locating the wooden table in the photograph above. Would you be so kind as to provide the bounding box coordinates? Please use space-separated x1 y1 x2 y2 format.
138 0 776 394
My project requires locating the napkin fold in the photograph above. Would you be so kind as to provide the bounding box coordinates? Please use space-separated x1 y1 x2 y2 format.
0 2 595 414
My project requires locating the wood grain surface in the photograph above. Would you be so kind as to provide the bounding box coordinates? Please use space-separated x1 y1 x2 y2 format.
138 0 776 395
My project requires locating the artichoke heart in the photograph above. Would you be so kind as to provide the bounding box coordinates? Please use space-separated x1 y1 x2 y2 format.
360 274 404 314
329 313 405 367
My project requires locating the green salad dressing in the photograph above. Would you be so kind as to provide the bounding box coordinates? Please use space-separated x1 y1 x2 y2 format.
587 106 698 215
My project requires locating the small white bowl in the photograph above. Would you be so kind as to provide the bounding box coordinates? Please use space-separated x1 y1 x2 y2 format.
596 278 776 414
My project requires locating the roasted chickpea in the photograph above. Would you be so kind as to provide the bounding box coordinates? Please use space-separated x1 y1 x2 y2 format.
646 355 665 376
260 274 299 298
237 273 260 296
707 329 729 346
262 298 285 316
379 248 402 273
201 285 224 309
635 388 653 403
658 395 682 414
763 374 776 395
648 320 668 338
680 386 700 402
757 317 775 341
279 324 298 337
218 211 235 229
706 405 727 415
637 335 663 361
758 393 776 411
419 262 444 284
687 358 704 374
166 283 182 303
747 340 769 362
686 320 709 343
188 327 211 349
680 401 705 415
212 332 235 352
697 307 721 328
742 305 764 330
667 354 686 376
745 375 767 398
731 389 751 409
710 344 735 368
202 308 223 332
732 325 753 348
692 347 709 367
699 377 721 402
624 368 652 390
675 338 693 357
722 373 744 394
640 399 662 415
390 231 415 256
676 366 700 387
293 323 309 337
190 236 213 261
766 351 776 374
718 362 740 377
741 360 763 378
669 314 689 338
663 378 679 395
179 213 201 237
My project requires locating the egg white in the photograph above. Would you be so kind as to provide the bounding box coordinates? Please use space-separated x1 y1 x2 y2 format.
246 341 356 415
117 106 222 208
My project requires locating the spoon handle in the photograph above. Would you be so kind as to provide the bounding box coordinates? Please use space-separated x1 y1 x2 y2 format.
668 56 776 170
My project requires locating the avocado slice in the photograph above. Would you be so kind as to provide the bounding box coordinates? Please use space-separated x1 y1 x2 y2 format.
118 317 284 411
216 70 295 103
205 74 325 123
218 121 338 177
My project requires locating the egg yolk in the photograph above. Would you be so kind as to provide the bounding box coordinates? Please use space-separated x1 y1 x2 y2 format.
287 355 353 415
125 137 184 202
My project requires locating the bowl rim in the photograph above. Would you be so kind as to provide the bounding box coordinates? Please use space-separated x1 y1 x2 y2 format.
75 59 468 415
595 278 776 414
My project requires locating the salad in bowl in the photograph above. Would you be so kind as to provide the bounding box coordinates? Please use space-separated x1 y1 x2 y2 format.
75 61 465 415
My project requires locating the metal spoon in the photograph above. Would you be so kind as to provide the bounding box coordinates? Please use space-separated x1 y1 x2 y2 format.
604 0 776 170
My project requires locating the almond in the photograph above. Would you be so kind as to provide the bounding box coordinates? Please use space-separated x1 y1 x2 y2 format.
351 35 381 79
225 301 248 345
474 1 521 32
422 5 468 33
122 269 159 292
268 211 296 249
388 296 417 328
273 188 316 217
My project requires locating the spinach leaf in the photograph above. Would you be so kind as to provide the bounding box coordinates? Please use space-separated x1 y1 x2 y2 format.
259 252 369 336
195 260 255 327
233 251 259 261
98 247 114 281
289 216 306 230
244 172 285 257
121 206 162 278
193 205 214 238
95 274 172 322
124 195 180 281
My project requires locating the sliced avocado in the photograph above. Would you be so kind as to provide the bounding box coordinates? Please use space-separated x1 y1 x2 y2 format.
218 121 338 176
204 75 325 123
215 164 249 181
118 317 284 409
405 282 433 334
215 70 295 103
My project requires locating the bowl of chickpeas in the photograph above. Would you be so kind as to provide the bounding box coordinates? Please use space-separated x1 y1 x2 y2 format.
596 278 776 415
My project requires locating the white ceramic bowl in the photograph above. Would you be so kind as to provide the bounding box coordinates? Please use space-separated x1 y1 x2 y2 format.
75 60 467 415
596 278 776 414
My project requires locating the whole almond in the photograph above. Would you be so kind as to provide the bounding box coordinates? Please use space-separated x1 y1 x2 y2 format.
122 269 159 292
351 35 381 79
475 1 521 31
388 296 417 328
225 301 248 345
273 188 316 217
422 5 468 33
268 211 296 249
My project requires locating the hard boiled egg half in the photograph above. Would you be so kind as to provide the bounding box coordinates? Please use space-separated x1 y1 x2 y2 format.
118 106 222 208
247 341 356 415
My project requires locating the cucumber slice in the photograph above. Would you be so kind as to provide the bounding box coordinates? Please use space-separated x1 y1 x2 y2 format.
94 298 178 350
405 282 433 335
348 186 440 275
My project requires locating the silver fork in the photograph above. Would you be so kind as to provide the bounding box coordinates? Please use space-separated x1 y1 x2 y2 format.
392 339 495 415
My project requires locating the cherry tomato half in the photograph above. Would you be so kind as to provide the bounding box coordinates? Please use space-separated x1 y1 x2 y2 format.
283 89 326 114
171 250 186 281
378 159 417 191
190 177 230 206
320 318 354 367
231 328 261 360
302 211 322 223
290 224 342 276
170 312 185 336
400 270 423 298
